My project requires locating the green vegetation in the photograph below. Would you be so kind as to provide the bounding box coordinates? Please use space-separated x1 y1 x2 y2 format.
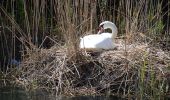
0 0 170 99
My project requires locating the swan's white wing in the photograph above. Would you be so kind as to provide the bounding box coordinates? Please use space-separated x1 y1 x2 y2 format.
80 35 101 48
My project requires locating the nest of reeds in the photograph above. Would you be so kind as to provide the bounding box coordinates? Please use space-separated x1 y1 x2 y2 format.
16 42 170 96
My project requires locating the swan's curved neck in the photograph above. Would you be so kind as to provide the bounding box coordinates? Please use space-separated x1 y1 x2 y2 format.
105 23 117 39
110 25 117 38
99 21 118 39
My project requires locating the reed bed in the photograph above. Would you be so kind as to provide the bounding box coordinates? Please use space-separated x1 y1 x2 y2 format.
0 0 170 99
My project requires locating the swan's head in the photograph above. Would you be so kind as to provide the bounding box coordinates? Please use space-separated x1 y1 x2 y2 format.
97 21 118 37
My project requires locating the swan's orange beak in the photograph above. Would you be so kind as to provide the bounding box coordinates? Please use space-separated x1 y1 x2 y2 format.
97 25 104 34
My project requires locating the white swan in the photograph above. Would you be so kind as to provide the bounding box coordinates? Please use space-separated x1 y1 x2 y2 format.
80 21 118 51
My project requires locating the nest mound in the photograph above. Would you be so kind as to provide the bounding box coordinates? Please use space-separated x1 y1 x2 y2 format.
17 43 170 96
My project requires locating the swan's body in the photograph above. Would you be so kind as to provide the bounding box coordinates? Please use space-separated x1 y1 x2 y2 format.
80 21 118 50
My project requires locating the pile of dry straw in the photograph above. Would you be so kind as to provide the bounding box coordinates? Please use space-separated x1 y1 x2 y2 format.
17 40 170 96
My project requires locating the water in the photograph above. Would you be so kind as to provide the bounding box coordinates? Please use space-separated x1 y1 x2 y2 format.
0 87 120 100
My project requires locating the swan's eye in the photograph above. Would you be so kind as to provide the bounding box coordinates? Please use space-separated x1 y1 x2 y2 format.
97 24 104 31
99 24 104 28
97 24 104 34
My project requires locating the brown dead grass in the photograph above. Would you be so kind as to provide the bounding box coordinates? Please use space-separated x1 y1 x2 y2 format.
15 41 170 96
